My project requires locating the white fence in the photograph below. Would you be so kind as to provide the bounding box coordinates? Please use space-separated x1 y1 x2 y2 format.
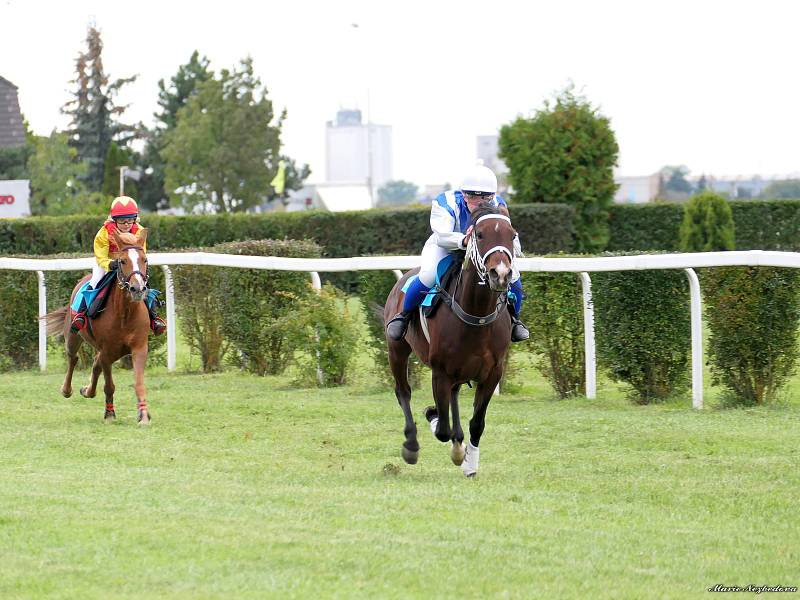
3 249 800 409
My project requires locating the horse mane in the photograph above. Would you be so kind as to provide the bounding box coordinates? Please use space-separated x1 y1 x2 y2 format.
469 202 502 226
117 232 140 248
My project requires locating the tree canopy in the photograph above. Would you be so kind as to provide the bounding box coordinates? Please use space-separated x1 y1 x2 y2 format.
498 86 618 252
377 180 419 207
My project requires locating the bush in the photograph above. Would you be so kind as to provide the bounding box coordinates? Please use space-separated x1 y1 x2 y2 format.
703 267 800 405
0 270 38 370
607 203 684 252
518 272 585 398
292 284 361 386
215 239 321 376
592 266 691 403
679 192 735 252
357 269 424 388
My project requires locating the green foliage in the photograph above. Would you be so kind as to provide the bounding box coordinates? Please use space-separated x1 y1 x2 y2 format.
377 180 419 207
164 57 284 213
101 142 138 200
62 26 137 192
292 284 361 386
761 179 800 199
138 51 213 212
703 267 800 405
0 145 32 180
518 272 585 398
592 267 690 403
679 192 735 252
607 203 684 251
0 270 38 370
498 86 619 252
658 165 693 199
357 270 424 388
26 131 88 215
214 239 320 375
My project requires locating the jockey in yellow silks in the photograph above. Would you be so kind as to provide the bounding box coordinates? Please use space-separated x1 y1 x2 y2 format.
69 196 167 335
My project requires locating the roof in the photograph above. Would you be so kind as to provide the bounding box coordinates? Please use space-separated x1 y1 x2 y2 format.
0 75 25 149
314 183 373 212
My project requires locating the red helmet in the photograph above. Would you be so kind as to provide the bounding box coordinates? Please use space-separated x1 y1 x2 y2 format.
110 196 139 219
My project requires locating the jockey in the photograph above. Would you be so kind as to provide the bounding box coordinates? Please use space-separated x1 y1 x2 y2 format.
386 164 529 343
69 196 167 336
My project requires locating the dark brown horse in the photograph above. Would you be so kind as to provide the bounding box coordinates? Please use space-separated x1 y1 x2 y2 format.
44 229 153 424
384 204 516 476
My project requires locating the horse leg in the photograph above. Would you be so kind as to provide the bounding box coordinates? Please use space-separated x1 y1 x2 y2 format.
450 384 466 466
389 341 418 464
99 355 116 421
463 371 502 478
429 370 452 444
80 352 103 399
132 348 150 425
61 329 83 398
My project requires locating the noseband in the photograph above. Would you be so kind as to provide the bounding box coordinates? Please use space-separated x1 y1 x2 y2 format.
466 214 515 285
115 246 149 293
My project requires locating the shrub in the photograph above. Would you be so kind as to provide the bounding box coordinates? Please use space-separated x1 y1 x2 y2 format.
592 266 691 403
357 269 424 388
702 266 800 405
679 192 735 252
214 239 321 376
518 272 585 398
0 270 38 370
292 284 361 386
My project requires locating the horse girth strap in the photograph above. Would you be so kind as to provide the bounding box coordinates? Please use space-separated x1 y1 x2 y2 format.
433 284 507 327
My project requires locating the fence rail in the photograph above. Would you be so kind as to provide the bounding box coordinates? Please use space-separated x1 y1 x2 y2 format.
4 250 800 409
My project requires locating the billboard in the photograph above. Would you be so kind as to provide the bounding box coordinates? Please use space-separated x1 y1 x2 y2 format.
0 180 31 218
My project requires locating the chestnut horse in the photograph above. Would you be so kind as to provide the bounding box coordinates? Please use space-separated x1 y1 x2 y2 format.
44 228 153 424
384 204 516 477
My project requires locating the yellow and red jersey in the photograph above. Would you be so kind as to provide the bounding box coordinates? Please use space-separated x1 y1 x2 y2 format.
94 221 147 271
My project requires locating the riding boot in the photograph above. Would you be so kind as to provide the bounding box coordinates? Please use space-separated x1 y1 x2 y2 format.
148 305 167 336
511 315 530 343
386 310 413 341
70 310 88 334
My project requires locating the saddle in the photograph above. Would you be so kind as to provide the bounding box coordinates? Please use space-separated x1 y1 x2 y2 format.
421 251 464 319
86 270 118 319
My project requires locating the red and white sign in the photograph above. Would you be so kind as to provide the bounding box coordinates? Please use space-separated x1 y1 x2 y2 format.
0 180 30 218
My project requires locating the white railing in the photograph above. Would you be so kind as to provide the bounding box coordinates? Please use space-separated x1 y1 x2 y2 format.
3 250 800 409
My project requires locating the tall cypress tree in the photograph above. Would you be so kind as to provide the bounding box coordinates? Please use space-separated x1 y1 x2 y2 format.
62 26 137 192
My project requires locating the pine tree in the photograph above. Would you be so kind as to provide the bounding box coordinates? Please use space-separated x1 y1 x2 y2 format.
62 26 137 192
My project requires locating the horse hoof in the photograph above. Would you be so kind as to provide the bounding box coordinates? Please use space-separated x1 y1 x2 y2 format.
424 406 438 423
79 386 94 398
401 446 419 465
138 411 151 425
104 411 116 422
451 442 466 466
464 472 477 478
61 388 72 398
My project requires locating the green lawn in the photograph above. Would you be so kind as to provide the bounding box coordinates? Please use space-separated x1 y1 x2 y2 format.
1 359 798 599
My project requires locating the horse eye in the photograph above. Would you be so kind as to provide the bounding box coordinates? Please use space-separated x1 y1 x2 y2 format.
477 232 483 240
143 258 148 263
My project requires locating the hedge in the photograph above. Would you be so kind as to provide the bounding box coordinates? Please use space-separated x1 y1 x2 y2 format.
608 199 800 252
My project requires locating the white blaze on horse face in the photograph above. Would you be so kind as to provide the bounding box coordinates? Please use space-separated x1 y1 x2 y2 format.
494 260 511 281
127 248 146 289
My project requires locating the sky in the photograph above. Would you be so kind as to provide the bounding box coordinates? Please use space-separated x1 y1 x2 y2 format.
2 0 800 188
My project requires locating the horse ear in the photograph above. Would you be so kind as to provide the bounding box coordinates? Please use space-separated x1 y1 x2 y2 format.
136 227 148 247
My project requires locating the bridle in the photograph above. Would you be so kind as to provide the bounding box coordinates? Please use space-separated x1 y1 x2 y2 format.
434 214 515 327
115 246 149 293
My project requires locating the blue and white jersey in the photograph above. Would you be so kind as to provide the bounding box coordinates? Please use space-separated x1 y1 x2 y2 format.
430 189 507 250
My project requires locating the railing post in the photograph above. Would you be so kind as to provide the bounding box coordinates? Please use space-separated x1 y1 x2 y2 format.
310 272 323 385
37 271 47 372
161 265 177 372
392 269 403 280
685 268 703 409
579 272 596 399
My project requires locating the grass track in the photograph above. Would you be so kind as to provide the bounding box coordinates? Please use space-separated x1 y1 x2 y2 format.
1 367 799 599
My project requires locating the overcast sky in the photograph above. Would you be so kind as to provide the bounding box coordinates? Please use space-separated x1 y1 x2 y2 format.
3 0 799 187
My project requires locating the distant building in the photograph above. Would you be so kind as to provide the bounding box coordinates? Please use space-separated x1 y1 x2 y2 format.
692 174 800 199
284 182 373 213
476 135 507 175
325 109 392 204
0 76 26 149
614 173 661 203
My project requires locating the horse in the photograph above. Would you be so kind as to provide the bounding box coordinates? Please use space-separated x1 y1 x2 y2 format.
44 228 153 424
384 203 516 477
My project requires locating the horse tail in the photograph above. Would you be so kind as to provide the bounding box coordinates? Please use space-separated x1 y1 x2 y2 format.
370 302 385 326
41 306 69 338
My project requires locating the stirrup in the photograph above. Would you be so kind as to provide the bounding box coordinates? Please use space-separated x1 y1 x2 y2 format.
386 311 411 341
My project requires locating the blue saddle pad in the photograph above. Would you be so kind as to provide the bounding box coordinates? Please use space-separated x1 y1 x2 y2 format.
401 254 455 307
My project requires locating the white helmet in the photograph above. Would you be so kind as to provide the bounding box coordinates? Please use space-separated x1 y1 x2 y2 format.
460 162 498 195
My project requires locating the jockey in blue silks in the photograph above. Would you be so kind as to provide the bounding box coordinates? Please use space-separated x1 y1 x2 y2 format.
386 164 530 343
